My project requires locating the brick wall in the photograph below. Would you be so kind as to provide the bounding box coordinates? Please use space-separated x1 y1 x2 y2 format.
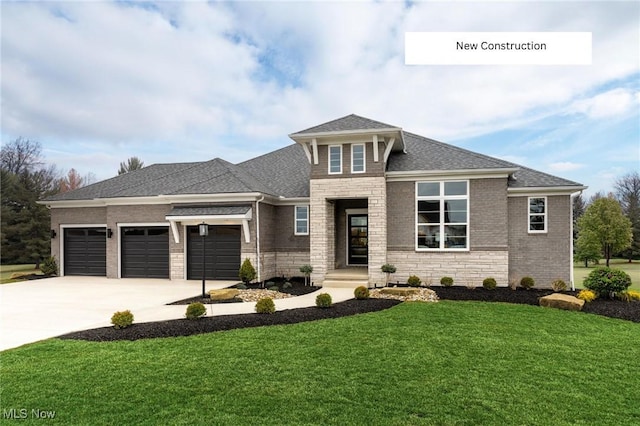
310 142 386 179
508 195 572 288
50 207 108 268
470 179 508 249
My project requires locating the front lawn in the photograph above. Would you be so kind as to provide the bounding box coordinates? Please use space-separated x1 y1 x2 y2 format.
1 302 638 425
574 258 639 290
0 264 40 284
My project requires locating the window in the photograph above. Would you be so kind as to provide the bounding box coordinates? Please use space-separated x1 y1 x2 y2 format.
528 197 547 233
351 144 365 173
328 145 342 174
416 181 468 250
295 205 309 235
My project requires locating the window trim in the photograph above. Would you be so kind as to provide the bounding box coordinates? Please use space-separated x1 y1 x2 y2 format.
351 143 366 174
294 205 309 236
328 145 342 174
527 196 547 234
415 180 469 252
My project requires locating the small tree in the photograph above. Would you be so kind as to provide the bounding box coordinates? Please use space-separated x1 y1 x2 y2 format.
381 263 396 285
299 264 313 286
238 258 256 285
574 233 602 267
577 197 633 267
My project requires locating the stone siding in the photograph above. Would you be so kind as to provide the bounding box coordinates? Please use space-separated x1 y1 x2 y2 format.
387 250 509 287
310 176 387 286
508 195 572 288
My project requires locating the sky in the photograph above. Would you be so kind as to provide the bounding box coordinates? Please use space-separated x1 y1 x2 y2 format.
1 1 638 197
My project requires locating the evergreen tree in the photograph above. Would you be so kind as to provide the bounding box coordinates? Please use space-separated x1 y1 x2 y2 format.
118 157 144 175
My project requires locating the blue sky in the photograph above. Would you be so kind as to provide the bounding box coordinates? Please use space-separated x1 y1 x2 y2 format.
1 1 638 197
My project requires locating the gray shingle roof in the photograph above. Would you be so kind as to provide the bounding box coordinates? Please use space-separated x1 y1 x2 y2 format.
290 114 400 135
42 115 583 202
167 206 251 216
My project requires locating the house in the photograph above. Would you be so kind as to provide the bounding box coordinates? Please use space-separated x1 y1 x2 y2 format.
42 114 586 288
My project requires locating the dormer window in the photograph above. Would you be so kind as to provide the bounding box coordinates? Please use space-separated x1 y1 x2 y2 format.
351 144 365 173
328 145 342 174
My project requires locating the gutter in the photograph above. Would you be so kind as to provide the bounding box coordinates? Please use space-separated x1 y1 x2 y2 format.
569 190 583 291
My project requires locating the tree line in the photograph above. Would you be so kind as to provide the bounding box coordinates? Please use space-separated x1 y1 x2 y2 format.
1 137 144 265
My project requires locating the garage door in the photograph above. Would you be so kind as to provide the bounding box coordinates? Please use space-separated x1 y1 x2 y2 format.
187 225 241 280
121 227 170 278
64 228 107 276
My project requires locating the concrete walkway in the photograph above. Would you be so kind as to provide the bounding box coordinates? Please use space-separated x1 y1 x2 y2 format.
0 276 354 352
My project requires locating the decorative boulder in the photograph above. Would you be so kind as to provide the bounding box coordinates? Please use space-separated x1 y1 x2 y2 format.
380 288 419 296
209 289 240 301
539 293 585 311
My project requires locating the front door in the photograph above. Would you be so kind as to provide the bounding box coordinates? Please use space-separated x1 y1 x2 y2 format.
348 214 368 265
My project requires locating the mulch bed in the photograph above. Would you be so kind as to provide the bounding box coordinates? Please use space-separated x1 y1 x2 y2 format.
59 299 402 342
434 286 640 323
59 286 639 343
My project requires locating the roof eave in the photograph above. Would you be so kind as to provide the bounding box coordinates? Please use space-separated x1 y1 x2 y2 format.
386 167 519 181
289 127 405 151
40 192 266 208
507 185 588 196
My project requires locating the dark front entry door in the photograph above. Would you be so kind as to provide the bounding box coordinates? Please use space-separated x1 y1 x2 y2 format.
348 215 368 265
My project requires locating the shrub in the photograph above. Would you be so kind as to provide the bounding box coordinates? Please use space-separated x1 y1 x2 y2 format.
381 264 397 285
508 278 518 291
111 310 134 329
354 286 370 300
407 275 422 287
465 283 476 290
551 279 567 292
520 276 535 290
440 276 454 287
616 290 640 302
268 285 280 292
282 281 292 289
236 283 247 290
577 289 597 302
239 258 257 284
185 302 206 320
40 256 58 276
316 293 332 308
583 267 632 298
482 277 497 290
300 264 313 286
255 297 275 314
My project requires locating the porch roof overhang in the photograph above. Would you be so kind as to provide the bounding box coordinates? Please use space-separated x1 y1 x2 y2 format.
165 206 252 244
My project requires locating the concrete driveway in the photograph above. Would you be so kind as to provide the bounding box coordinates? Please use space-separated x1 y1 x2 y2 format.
0 276 236 351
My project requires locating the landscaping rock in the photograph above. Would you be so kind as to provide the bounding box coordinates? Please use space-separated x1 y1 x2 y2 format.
539 293 585 311
209 289 240 300
379 287 420 296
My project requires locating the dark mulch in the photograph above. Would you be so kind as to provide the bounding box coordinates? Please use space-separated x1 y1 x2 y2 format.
434 286 640 323
168 279 320 305
59 298 402 342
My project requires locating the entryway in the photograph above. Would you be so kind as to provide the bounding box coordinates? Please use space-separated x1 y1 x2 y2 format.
348 214 368 265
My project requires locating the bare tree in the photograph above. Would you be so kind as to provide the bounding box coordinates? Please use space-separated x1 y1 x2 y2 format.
614 171 640 262
0 137 44 174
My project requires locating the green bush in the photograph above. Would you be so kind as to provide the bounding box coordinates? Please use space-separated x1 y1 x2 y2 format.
255 297 275 314
239 258 257 284
520 276 535 290
268 285 280 292
236 283 247 290
407 275 422 287
482 277 497 290
111 310 134 329
354 286 369 300
551 279 567 292
583 267 632 298
440 276 454 287
185 302 206 320
316 293 332 308
40 256 58 276
282 281 292 289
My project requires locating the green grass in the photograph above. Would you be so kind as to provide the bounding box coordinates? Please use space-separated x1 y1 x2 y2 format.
0 264 40 284
1 302 639 425
574 258 640 290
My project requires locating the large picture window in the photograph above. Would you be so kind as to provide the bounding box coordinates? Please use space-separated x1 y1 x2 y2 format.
528 197 547 233
295 205 309 235
416 181 468 250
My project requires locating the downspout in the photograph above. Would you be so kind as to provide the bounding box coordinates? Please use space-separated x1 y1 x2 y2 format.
569 191 580 291
255 195 265 284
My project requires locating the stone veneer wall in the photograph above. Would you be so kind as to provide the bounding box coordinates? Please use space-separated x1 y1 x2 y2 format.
310 176 387 286
387 250 509 287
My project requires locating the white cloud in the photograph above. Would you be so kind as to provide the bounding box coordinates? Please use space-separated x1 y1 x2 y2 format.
568 88 637 119
548 161 585 172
